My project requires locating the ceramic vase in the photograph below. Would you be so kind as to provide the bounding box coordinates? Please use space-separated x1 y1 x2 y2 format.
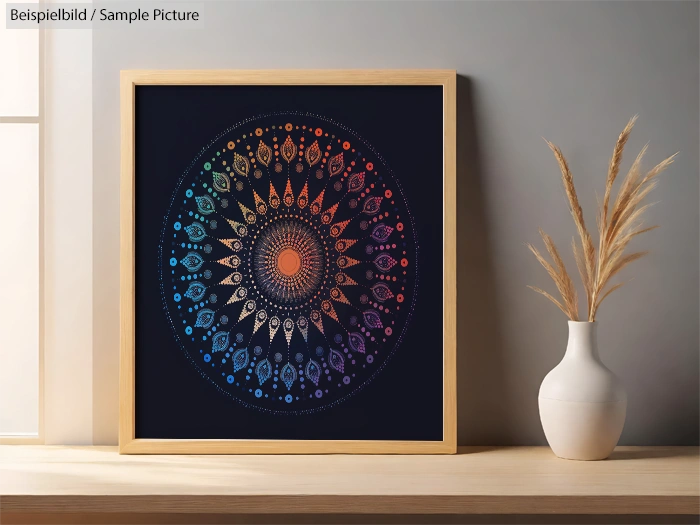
538 321 626 460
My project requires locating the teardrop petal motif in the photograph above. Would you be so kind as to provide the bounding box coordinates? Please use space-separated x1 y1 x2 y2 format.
180 251 204 272
362 196 383 215
281 362 297 389
232 152 250 177
195 195 215 215
184 281 206 302
305 359 321 386
371 282 394 302
321 300 339 323
238 202 256 224
283 318 294 346
238 299 256 322
334 272 358 286
328 348 345 373
330 219 351 238
374 253 398 272
321 203 339 224
195 308 215 329
212 171 230 193
310 310 324 335
330 287 351 305
216 255 241 269
256 358 272 385
219 238 243 252
305 140 322 166
371 223 394 243
184 221 206 242
281 136 296 163
226 286 247 304
347 171 365 193
334 239 357 253
268 182 281 209
211 331 229 353
269 316 281 342
297 183 309 209
226 219 248 237
220 272 243 286
363 309 383 330
328 152 344 177
348 332 366 354
283 179 294 207
337 255 360 269
233 347 249 373
253 309 268 334
297 316 309 342
309 189 325 215
253 190 267 215
256 141 272 166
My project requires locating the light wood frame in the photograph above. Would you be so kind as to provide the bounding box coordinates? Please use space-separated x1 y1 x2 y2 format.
120 70 456 454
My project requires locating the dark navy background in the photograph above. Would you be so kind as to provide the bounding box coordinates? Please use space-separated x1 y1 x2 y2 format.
135 85 444 441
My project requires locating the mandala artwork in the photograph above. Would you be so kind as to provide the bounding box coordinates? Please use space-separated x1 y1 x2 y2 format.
160 113 417 414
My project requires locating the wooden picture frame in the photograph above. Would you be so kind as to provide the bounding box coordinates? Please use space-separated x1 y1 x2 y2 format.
120 70 456 454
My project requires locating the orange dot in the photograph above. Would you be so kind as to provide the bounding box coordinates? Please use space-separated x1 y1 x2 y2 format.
255 128 263 136
397 294 404 303
366 162 374 171
396 222 404 232
277 248 301 276
315 128 323 136
385 190 393 198
401 258 409 267
343 141 351 150
227 141 235 150
285 123 293 131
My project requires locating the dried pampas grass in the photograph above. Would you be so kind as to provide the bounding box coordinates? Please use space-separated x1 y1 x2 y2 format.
529 117 677 321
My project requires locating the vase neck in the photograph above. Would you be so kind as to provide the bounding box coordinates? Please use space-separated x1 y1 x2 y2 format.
564 322 600 361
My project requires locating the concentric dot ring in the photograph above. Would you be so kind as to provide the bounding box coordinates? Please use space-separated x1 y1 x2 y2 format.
253 219 326 304
160 112 418 414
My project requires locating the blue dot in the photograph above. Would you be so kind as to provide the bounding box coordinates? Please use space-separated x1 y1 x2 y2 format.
169 257 177 267
227 375 234 384
185 326 193 335
285 394 293 403
185 189 193 198
173 222 181 231
204 353 211 362
255 389 263 398
181 243 186 248
174 293 181 302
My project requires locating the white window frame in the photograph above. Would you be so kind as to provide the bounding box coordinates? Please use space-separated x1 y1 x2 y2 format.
0 25 45 445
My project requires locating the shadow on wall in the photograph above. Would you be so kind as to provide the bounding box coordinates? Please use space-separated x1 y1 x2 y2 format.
456 76 514 446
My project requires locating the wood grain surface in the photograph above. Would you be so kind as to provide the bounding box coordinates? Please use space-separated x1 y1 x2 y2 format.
0 446 697 518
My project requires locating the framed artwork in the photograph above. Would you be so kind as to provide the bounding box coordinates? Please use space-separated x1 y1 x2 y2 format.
120 70 456 454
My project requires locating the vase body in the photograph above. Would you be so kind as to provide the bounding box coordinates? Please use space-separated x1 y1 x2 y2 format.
538 321 626 460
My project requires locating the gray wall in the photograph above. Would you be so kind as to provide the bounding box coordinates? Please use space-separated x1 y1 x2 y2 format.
93 0 699 445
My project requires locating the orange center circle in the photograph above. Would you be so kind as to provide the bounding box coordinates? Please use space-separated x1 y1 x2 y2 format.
277 248 301 276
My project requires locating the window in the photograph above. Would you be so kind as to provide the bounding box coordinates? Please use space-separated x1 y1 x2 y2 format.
0 0 42 442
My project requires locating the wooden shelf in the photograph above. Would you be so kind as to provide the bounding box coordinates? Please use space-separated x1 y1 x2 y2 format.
0 446 697 523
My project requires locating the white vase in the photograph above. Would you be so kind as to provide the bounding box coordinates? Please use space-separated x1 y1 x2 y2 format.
538 321 626 460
